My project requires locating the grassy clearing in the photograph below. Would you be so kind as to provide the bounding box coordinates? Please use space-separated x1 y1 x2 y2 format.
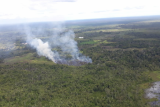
134 29 160 34
84 29 131 33
137 19 160 23
148 71 160 81
30 59 54 65
80 40 98 45
102 40 108 43
134 38 159 41
4 53 55 65
4 53 34 63
80 40 110 45
92 36 108 40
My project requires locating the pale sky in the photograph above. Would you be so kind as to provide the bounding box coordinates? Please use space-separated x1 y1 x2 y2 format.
0 0 159 24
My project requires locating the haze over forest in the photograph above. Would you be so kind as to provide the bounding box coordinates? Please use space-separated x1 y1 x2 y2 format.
0 0 160 107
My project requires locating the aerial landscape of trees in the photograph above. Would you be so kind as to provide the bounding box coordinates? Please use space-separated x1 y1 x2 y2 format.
0 16 160 106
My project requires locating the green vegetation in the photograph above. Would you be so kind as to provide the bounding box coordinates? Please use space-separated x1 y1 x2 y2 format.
1 16 160 106
80 40 99 45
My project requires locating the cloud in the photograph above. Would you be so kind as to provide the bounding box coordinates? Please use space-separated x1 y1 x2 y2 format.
134 6 144 9
30 0 76 3
93 10 109 13
0 0 160 24
124 7 133 10
53 0 76 2
113 9 120 11
124 6 144 10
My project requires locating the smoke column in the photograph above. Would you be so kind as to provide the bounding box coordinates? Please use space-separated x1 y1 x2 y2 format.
24 23 92 65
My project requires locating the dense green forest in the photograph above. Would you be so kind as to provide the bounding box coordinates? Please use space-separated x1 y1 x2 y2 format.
1 16 160 107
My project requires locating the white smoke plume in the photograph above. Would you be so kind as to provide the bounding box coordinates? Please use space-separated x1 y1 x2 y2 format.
24 23 92 65
29 38 57 62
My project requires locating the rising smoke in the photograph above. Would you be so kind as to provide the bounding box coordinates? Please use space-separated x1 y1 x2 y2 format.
24 23 92 65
